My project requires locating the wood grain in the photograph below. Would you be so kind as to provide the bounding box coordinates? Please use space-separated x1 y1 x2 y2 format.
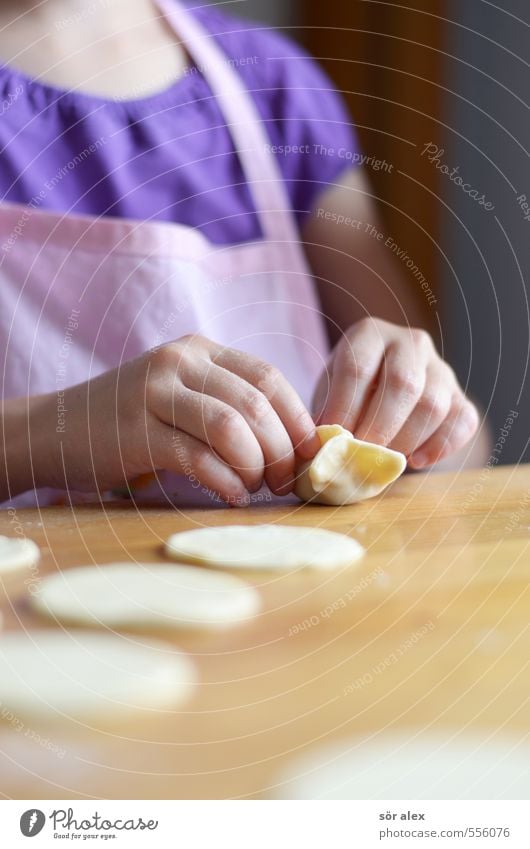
0 464 529 799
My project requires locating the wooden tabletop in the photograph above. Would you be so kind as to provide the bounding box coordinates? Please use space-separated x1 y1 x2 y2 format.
1 464 529 799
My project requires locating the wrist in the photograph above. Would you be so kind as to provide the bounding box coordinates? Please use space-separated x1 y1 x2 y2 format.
0 393 62 501
1 396 33 500
28 392 65 491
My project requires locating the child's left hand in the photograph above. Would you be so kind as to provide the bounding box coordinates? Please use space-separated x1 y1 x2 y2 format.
314 317 479 469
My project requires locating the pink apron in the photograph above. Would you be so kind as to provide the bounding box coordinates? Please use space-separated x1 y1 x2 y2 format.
0 0 329 508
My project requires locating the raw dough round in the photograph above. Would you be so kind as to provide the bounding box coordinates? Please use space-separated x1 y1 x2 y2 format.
0 630 195 721
295 424 406 505
165 524 364 570
277 734 530 799
0 536 40 574
32 562 260 629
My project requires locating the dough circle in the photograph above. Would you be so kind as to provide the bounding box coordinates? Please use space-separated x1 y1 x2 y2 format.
277 734 530 799
0 535 40 574
295 424 406 505
165 524 364 570
0 630 195 721
32 562 260 629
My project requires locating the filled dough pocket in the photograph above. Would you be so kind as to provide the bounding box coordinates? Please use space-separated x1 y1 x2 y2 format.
295 424 406 505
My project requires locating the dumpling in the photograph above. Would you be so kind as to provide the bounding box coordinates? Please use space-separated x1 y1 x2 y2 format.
294 424 406 505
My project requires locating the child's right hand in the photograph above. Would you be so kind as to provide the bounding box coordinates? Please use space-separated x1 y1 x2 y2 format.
34 335 320 505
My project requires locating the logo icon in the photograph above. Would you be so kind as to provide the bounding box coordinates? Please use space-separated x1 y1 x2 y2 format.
20 810 46 837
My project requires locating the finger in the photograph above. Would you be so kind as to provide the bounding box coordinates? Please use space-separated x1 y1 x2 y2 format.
150 422 250 507
355 334 429 445
389 362 454 456
311 366 330 422
318 318 386 431
154 386 265 493
187 358 298 495
208 344 320 460
408 396 480 469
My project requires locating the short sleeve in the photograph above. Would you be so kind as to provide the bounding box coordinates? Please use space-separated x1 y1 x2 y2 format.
253 31 360 219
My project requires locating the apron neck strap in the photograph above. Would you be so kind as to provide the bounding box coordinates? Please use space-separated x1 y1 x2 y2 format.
154 0 300 245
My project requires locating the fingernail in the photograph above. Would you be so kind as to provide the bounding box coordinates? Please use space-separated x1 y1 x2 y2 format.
299 430 320 459
409 451 427 468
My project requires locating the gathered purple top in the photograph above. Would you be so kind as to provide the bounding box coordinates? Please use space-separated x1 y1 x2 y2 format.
0 3 358 243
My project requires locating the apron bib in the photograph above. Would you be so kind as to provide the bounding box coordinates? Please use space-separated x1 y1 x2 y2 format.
0 0 329 507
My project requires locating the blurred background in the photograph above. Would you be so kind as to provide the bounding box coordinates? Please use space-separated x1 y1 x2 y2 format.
212 0 530 464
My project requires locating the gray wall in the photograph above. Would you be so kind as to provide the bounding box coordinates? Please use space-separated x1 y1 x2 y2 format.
208 0 298 27
443 0 530 462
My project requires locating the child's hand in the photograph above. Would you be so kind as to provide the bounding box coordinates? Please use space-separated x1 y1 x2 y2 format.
315 318 479 469
38 336 320 505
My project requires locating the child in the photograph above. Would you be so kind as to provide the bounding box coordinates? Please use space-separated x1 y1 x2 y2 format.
0 0 479 507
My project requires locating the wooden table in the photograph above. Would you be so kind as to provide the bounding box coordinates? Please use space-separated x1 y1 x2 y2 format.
0 465 529 799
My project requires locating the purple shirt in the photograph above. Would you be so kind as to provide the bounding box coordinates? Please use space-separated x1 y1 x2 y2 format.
0 3 358 243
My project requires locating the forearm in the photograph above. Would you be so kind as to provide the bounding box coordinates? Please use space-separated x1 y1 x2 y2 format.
312 232 427 341
302 169 429 346
0 394 56 502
